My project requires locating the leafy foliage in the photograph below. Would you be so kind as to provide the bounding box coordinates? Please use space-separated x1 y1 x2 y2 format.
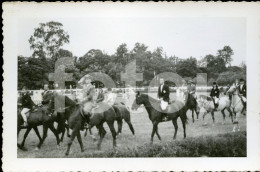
19 21 245 89
29 21 69 59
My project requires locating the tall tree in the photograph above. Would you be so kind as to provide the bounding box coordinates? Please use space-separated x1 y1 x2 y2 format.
217 46 234 66
115 43 129 65
29 21 70 59
176 57 198 78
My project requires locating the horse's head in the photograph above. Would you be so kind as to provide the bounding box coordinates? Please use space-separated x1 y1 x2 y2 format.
46 97 55 115
227 84 237 95
131 91 146 110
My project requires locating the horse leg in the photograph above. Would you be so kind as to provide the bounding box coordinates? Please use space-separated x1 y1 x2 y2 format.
221 108 226 124
76 131 84 152
195 108 199 120
155 127 161 141
117 119 123 136
203 112 207 120
66 123 71 137
125 120 135 135
211 111 215 124
33 127 42 149
19 127 32 150
226 107 233 123
97 124 106 150
150 121 158 144
107 122 117 149
65 128 77 155
37 126 48 149
17 127 21 138
172 120 178 139
49 124 60 147
180 115 186 138
192 110 195 123
60 128 65 142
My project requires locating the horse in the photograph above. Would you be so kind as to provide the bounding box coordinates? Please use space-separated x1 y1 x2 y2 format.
184 92 200 123
42 92 73 141
197 94 233 124
131 92 188 143
65 100 118 155
226 84 246 131
85 102 135 139
17 104 61 151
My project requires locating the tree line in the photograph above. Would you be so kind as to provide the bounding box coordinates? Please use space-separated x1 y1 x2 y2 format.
18 21 246 90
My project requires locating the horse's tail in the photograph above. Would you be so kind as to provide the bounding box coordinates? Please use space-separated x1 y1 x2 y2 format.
56 112 66 134
181 106 189 125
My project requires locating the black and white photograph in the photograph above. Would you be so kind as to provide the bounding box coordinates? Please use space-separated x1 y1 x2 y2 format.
2 2 260 171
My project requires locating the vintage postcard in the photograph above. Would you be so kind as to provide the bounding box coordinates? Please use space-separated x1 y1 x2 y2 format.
2 2 260 171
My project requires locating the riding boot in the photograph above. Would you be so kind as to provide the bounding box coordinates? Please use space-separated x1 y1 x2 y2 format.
241 101 246 112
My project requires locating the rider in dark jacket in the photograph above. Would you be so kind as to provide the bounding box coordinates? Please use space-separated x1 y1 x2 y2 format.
20 86 35 126
238 78 246 111
210 82 220 110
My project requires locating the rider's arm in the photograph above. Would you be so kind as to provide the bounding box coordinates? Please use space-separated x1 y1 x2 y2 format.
210 89 213 97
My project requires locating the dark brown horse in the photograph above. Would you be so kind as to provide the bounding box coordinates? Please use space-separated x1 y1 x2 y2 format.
131 92 188 143
65 101 118 155
17 105 61 151
184 92 200 123
42 92 75 141
84 102 135 141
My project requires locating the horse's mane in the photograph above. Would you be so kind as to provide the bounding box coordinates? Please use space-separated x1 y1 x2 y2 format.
141 93 159 105
53 92 77 107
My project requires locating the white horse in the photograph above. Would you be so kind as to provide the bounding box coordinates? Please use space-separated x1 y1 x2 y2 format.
227 84 246 132
197 93 233 125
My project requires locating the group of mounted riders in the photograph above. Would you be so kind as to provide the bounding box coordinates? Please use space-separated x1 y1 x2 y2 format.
156 77 246 121
18 74 115 128
18 74 246 128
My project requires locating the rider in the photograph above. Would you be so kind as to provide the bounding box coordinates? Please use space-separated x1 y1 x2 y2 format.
96 86 104 103
158 78 170 121
238 78 246 111
187 80 196 98
41 84 52 105
78 74 96 115
105 88 116 106
210 82 220 110
20 86 36 127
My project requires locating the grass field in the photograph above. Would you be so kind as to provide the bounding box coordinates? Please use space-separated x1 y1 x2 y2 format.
17 96 246 158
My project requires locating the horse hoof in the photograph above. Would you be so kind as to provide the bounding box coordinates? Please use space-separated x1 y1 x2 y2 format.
18 144 27 151
57 145 60 149
81 149 85 153
65 152 69 156
35 147 39 151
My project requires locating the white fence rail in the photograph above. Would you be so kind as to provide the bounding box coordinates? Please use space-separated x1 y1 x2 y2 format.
18 86 226 105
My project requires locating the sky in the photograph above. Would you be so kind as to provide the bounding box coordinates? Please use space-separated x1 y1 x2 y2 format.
18 17 246 66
